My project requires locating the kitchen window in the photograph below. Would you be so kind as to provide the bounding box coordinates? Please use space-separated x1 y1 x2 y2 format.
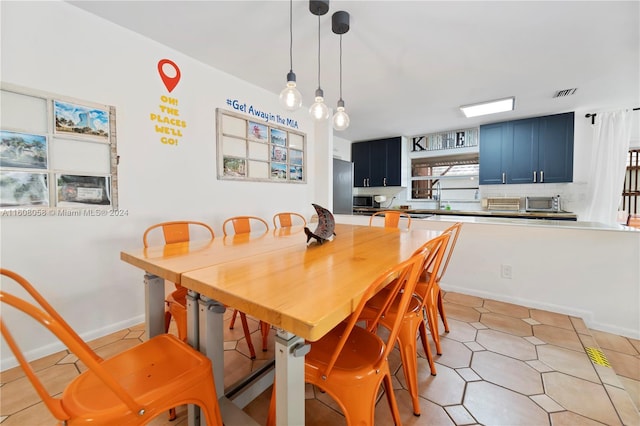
411 153 479 200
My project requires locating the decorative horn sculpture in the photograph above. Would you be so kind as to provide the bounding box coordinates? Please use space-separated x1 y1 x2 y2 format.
304 203 336 244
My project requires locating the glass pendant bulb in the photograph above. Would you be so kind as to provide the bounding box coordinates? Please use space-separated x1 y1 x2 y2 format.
279 71 302 111
333 99 350 130
309 88 329 121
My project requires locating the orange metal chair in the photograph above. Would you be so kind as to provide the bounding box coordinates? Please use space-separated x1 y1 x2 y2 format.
359 232 450 416
222 215 271 354
627 214 640 229
272 211 307 228
0 268 223 426
143 221 215 342
418 222 463 356
267 249 427 426
369 210 412 229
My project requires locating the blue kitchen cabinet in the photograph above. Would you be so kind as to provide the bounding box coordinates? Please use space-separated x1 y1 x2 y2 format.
352 137 402 187
479 112 574 185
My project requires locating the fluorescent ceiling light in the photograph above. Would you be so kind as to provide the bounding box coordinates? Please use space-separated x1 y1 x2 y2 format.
460 97 515 118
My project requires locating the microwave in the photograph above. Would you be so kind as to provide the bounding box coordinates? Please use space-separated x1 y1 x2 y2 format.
353 195 373 207
525 196 561 212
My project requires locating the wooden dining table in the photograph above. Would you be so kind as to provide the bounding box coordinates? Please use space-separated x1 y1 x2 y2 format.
121 223 439 425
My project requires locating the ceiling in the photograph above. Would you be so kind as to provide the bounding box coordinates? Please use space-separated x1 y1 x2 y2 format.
67 1 639 142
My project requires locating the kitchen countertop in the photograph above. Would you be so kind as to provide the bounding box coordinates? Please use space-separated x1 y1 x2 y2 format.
352 207 578 220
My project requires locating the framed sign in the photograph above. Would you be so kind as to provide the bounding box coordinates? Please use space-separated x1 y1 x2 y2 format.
216 108 306 183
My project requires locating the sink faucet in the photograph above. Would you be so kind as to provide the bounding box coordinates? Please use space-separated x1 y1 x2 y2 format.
434 181 442 209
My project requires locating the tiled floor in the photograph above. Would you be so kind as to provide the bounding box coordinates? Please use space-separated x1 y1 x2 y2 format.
1 291 639 425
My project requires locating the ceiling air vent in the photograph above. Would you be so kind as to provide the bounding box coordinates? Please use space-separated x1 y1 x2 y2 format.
553 88 577 98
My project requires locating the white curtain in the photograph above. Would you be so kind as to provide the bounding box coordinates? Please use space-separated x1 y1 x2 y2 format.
585 110 632 224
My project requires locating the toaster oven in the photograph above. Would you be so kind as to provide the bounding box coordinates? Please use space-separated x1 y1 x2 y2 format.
525 196 561 212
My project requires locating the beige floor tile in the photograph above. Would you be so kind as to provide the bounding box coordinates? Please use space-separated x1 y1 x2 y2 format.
544 371 622 425
537 345 600 383
441 318 478 343
591 329 639 355
530 309 575 330
602 348 640 381
533 324 585 352
483 299 531 318
479 312 533 336
605 383 640 426
429 338 472 369
444 302 482 323
443 292 483 307
530 394 564 412
471 350 544 395
629 337 640 354
414 362 466 406
464 381 549 425
444 404 476 425
550 410 609 426
475 329 537 360
617 375 640 409
570 316 590 335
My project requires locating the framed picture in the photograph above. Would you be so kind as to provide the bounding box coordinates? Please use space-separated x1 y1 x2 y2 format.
0 171 49 207
270 128 287 146
54 100 109 139
270 163 287 180
248 121 268 141
290 149 303 166
0 130 48 169
223 157 246 177
290 166 304 181
271 145 287 163
56 174 111 206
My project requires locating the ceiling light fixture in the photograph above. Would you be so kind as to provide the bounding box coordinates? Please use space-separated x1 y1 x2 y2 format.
309 0 330 121
460 97 515 118
279 0 302 111
332 10 350 131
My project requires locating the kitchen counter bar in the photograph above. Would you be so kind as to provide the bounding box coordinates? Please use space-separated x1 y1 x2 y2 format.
353 207 578 220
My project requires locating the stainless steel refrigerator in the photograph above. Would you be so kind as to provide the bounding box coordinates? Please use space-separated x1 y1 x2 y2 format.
333 158 353 214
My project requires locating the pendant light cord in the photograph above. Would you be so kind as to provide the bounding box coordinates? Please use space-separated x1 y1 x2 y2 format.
317 15 321 90
339 34 343 100
288 0 293 72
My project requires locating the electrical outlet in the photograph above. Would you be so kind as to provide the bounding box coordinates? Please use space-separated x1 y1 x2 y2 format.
501 264 512 279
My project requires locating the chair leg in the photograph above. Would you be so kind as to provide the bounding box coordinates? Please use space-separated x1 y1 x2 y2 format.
229 308 239 329
260 321 270 351
266 383 276 426
436 287 450 333
396 319 423 416
164 308 172 334
239 312 257 359
382 373 402 425
418 320 437 376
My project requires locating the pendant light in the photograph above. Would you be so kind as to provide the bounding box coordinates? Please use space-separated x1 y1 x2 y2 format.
309 0 330 121
279 0 302 111
332 11 350 131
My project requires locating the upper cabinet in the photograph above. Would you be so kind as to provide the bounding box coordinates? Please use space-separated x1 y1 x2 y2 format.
351 137 402 187
479 112 574 185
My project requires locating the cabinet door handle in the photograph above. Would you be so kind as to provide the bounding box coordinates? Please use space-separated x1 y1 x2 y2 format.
383 177 387 187
363 178 366 187
502 172 506 184
540 170 544 183
533 171 537 183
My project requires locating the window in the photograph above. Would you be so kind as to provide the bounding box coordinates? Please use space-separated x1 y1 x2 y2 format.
621 148 639 215
0 84 117 210
411 154 479 200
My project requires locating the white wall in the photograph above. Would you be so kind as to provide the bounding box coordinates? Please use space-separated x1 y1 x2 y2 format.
0 1 331 370
337 214 640 339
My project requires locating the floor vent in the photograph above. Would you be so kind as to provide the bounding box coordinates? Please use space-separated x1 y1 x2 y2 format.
553 88 578 98
585 347 611 368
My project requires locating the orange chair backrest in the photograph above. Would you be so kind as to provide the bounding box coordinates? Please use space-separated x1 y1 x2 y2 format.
437 222 463 282
321 249 425 378
222 216 269 236
369 211 412 229
0 268 143 421
143 220 214 247
273 212 307 228
411 232 451 305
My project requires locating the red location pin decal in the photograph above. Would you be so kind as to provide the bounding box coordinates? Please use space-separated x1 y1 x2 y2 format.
157 59 181 93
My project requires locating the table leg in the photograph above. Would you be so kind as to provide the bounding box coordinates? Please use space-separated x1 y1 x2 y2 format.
274 330 308 426
143 273 165 339
199 295 226 397
186 290 201 426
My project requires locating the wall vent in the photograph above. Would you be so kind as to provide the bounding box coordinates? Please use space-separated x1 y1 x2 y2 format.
553 88 577 98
